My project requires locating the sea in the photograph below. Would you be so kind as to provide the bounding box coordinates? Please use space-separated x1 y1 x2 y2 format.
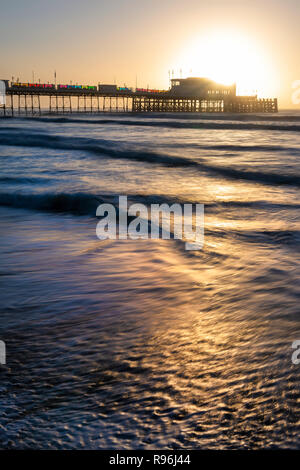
0 111 300 449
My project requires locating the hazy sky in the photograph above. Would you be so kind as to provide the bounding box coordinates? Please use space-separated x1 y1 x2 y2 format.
0 0 299 107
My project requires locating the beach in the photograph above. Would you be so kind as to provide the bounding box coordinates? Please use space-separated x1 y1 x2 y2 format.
0 112 300 449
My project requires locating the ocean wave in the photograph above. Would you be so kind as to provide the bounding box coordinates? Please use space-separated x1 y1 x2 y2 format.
0 175 50 185
198 162 300 187
0 132 192 167
3 112 300 122
1 132 300 187
2 114 300 131
2 128 299 155
88 119 300 132
1 191 300 218
0 192 104 215
20 117 300 132
192 144 300 155
0 192 187 216
205 200 300 211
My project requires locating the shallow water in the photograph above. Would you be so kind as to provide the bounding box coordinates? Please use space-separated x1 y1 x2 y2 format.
0 112 300 449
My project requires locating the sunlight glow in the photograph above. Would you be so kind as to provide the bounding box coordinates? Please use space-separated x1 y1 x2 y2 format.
175 31 277 97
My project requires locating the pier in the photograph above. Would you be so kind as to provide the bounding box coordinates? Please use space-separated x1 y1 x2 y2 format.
0 77 278 116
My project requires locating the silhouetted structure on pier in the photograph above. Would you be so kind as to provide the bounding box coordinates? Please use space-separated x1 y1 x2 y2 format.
0 77 278 116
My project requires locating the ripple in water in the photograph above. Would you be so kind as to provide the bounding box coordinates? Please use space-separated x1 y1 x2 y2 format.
0 113 300 449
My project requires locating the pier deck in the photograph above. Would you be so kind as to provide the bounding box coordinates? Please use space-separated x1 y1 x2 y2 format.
0 80 278 116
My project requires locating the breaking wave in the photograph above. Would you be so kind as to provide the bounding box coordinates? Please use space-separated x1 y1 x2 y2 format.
1 132 300 187
1 191 300 217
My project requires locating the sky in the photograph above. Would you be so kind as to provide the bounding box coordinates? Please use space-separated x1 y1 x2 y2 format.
0 0 299 108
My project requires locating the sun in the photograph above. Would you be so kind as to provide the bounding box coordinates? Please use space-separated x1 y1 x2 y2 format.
175 31 276 97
